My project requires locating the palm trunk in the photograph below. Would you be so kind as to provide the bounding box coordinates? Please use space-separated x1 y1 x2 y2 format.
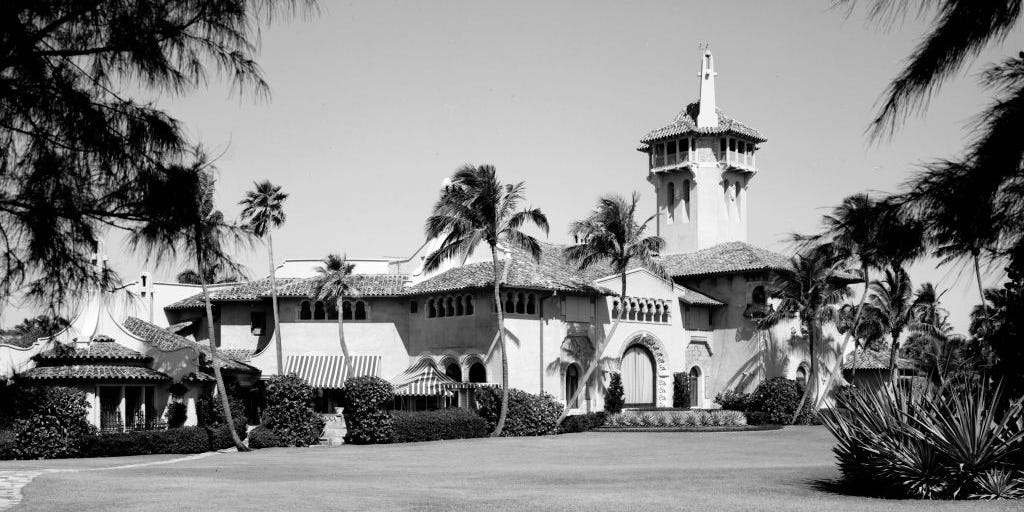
197 248 248 452
815 264 869 409
791 318 815 425
556 271 628 426
490 246 509 437
973 251 988 315
851 339 859 382
267 231 284 375
337 297 354 377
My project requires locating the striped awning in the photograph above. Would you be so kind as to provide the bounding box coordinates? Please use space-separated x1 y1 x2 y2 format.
284 355 381 389
391 359 458 396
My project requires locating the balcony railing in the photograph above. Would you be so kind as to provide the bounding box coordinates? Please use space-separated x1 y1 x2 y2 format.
651 152 689 169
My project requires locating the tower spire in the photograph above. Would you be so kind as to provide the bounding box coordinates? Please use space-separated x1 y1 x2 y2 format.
696 46 717 128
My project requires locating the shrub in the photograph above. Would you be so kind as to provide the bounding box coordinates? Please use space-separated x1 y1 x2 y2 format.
342 376 394 444
7 386 93 459
390 408 489 443
196 393 247 440
672 372 690 408
714 390 750 411
261 375 324 447
77 425 235 457
559 412 607 434
604 373 624 414
474 386 563 437
822 378 1024 500
165 402 188 429
247 426 286 449
744 411 771 425
0 430 16 460
748 377 801 424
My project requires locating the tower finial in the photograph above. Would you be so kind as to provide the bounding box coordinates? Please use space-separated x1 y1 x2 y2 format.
696 46 717 128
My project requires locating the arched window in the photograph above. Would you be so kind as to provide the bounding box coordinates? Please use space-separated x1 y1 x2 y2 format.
645 301 654 322
455 296 464 316
526 294 536 315
628 300 637 321
565 364 580 409
299 301 312 320
428 299 436 318
342 300 353 320
354 301 367 320
682 179 691 218
445 362 462 382
445 296 454 317
667 181 676 222
504 293 515 314
515 293 525 314
313 301 326 320
327 301 339 320
612 300 620 319
468 362 486 383
752 286 767 305
464 295 474 315
735 182 742 216
654 303 662 323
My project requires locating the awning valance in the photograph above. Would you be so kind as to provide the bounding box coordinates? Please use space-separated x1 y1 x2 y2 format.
284 355 381 389
391 359 458 396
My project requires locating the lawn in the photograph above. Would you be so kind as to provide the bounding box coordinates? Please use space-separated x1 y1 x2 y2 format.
6 426 1020 511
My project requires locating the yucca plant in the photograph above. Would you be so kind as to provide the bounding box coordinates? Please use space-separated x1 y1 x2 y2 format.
823 377 1024 499
670 411 688 427
971 469 1024 500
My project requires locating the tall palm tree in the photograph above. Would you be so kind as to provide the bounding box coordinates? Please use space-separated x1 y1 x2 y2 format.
239 181 289 375
869 265 917 374
423 164 548 437
308 254 360 375
760 244 851 423
835 303 885 381
910 282 948 327
129 158 251 451
558 192 665 426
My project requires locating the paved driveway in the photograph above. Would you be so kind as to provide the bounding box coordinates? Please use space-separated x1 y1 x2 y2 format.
3 426 1019 511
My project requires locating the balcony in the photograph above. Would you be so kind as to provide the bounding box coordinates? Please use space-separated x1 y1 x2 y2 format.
650 152 691 171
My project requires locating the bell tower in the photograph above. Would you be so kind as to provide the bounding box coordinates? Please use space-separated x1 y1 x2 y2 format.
640 48 766 255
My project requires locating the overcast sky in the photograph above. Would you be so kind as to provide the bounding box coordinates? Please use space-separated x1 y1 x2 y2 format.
6 0 1024 332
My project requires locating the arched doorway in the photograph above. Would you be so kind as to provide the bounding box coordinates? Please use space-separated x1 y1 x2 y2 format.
565 364 580 409
621 345 655 406
688 366 702 408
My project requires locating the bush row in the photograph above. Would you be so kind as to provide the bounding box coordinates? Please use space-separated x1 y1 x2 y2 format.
559 412 607 434
78 425 239 458
604 409 746 428
391 408 489 443
473 386 562 437
713 377 818 425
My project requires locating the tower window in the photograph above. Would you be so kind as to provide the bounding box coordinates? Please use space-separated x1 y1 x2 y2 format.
728 138 736 152
666 182 676 222
410 300 418 314
666 140 676 155
682 179 691 218
719 138 726 157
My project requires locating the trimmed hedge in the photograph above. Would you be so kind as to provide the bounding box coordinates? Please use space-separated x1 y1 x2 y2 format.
0 430 16 460
261 375 323 447
713 390 751 411
474 386 563 437
390 409 489 443
559 412 607 434
77 425 237 458
248 426 286 449
165 402 187 429
672 372 690 408
342 376 394 444
197 393 247 440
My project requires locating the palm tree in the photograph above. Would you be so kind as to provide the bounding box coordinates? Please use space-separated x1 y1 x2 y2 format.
558 192 665 426
910 282 948 327
423 164 549 437
240 181 289 375
868 265 916 374
835 303 885 381
760 244 851 423
308 254 360 375
797 194 921 407
175 263 244 285
129 158 251 451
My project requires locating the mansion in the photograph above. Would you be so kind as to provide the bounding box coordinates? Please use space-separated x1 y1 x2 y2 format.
0 50 849 430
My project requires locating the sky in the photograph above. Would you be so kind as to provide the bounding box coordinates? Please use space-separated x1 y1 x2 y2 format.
5 0 1024 332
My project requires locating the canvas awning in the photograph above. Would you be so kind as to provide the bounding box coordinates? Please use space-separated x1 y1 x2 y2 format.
284 355 381 389
391 359 458 396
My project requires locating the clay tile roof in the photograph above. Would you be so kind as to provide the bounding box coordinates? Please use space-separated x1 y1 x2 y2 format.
640 102 766 145
18 365 171 381
220 348 253 362
677 287 725 306
658 242 791 278
408 242 610 295
843 349 913 371
166 275 409 309
35 336 146 362
122 317 194 352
